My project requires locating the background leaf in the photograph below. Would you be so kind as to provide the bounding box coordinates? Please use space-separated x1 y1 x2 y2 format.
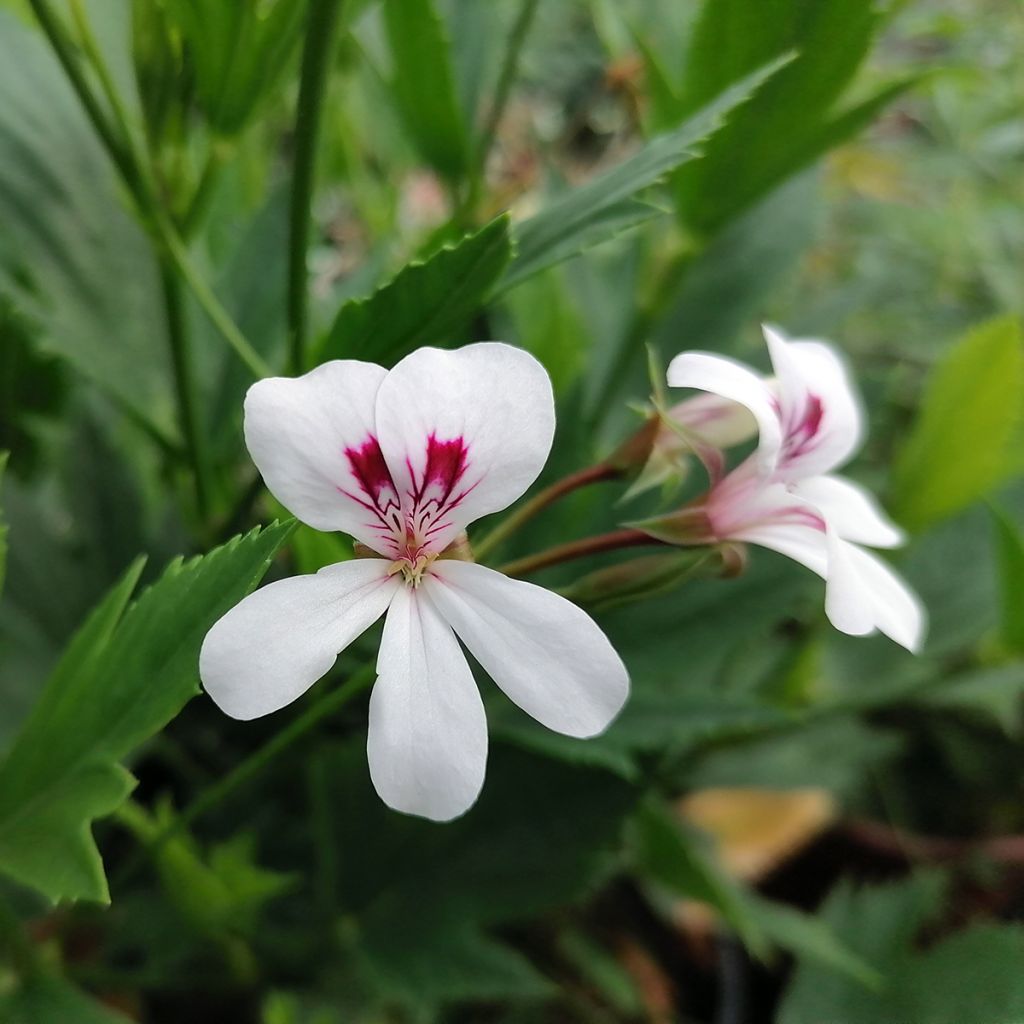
0 10 173 442
777 872 1024 1024
323 741 636 1007
317 216 512 366
891 316 1024 532
991 505 1024 654
501 58 790 291
0 451 8 598
672 0 908 235
381 0 471 182
0 973 132 1024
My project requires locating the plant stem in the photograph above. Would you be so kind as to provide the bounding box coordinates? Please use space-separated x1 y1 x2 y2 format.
160 261 214 518
475 463 622 561
466 0 540 218
288 0 346 374
181 145 228 239
156 213 273 378
28 0 270 381
497 528 665 578
114 665 375 887
27 0 139 192
67 0 136 148
479 0 540 167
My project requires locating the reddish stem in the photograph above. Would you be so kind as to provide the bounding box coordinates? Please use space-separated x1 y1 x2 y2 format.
497 527 666 578
474 462 623 560
845 818 1024 865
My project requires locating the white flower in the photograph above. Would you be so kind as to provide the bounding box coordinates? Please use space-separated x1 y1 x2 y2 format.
200 343 629 822
666 325 925 652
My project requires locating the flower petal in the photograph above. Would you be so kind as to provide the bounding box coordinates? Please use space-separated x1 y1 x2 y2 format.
792 474 905 548
824 533 926 652
426 561 629 738
763 325 864 479
244 361 394 552
733 517 829 577
200 559 398 720
666 351 782 474
373 343 555 548
368 586 487 822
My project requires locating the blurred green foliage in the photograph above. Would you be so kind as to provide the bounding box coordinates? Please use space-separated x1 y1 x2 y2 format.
0 0 1021 1021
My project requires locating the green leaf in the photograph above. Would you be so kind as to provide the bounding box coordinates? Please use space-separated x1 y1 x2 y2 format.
0 972 132 1024
746 894 880 989
891 316 1024 532
0 450 8 598
991 505 1024 653
0 521 294 904
382 0 471 181
317 216 512 366
629 798 878 987
920 662 1024 733
119 800 295 942
629 799 768 955
501 57 790 291
673 0 910 235
890 924 1024 1024
777 871 947 1024
161 0 308 136
0 11 173 441
777 873 1024 1024
324 741 636 1007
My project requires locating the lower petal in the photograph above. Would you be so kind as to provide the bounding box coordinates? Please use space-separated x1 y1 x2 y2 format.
426 561 629 739
824 533 925 652
368 586 487 822
792 474 905 548
200 559 397 720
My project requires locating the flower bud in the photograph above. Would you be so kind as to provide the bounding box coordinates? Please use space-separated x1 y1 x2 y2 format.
561 546 743 609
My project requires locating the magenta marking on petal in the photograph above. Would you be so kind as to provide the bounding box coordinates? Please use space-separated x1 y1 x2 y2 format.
343 431 484 570
345 436 396 505
782 393 825 463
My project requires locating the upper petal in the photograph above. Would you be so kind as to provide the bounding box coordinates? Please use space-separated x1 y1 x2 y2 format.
763 325 864 480
791 474 905 548
244 361 395 552
200 559 398 720
373 343 555 547
426 560 629 738
666 351 782 475
824 533 926 652
368 586 488 822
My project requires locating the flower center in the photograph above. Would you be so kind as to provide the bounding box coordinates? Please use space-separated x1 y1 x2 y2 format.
342 432 475 562
387 553 435 588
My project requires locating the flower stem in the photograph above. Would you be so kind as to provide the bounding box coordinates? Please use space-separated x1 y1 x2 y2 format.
160 261 214 519
113 665 374 888
288 0 346 374
474 462 622 561
497 528 666 578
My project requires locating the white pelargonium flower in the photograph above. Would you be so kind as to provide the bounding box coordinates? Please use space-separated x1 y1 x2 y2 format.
200 343 629 822
666 325 925 652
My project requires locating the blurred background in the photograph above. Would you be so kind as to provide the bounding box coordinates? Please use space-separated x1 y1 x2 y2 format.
1 0 1023 1021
